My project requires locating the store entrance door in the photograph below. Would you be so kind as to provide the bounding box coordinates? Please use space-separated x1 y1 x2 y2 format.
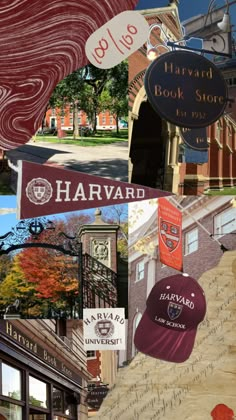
29 409 48 420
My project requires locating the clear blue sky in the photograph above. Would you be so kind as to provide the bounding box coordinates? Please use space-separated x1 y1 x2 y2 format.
136 0 236 25
0 196 17 236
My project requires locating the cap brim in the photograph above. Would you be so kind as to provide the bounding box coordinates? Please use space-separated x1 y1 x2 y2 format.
134 310 197 363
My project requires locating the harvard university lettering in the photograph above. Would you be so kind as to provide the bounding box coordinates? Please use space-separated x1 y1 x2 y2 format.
18 161 171 219
145 50 228 128
83 308 126 350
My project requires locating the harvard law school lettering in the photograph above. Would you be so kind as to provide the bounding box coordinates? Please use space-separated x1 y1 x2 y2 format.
145 50 228 128
159 293 194 309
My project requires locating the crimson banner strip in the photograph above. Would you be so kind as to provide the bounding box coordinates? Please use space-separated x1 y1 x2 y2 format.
17 161 172 219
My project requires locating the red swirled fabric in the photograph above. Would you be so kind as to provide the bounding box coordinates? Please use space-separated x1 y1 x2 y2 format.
0 0 138 150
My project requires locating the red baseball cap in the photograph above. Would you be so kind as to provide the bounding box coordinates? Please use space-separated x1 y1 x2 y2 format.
134 274 206 363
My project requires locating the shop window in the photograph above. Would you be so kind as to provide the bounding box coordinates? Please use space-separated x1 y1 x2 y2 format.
87 351 96 359
185 228 198 255
53 388 77 418
2 363 21 400
214 207 236 237
0 401 22 420
53 388 63 412
29 376 48 409
56 319 67 337
136 260 145 282
132 312 142 357
64 392 77 416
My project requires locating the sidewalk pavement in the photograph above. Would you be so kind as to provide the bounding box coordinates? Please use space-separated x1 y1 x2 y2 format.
6 140 129 181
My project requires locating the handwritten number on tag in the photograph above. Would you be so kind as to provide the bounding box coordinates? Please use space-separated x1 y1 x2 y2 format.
92 24 138 64
92 38 109 64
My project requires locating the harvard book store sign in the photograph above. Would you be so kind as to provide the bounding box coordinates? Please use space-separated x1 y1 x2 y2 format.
83 308 126 350
145 50 228 129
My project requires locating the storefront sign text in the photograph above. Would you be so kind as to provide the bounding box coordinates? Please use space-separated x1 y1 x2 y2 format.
0 321 82 385
144 51 228 128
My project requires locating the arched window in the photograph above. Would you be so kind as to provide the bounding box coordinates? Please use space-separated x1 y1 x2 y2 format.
131 312 142 358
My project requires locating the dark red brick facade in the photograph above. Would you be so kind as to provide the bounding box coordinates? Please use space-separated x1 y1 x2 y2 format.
128 196 236 360
128 5 236 194
87 351 101 379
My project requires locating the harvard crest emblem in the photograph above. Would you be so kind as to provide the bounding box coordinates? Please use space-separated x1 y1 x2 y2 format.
160 218 181 252
26 178 53 205
94 320 114 338
167 302 183 320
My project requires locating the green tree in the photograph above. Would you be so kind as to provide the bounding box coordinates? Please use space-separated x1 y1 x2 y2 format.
102 205 128 258
84 64 112 133
0 254 13 282
48 68 89 139
107 61 128 134
85 62 128 134
0 254 40 317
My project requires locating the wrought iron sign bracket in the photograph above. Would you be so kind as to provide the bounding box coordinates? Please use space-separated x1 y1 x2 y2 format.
167 41 233 58
0 218 81 257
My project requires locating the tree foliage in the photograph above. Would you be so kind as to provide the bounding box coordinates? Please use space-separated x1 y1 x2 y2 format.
47 61 128 135
0 254 12 281
0 209 127 316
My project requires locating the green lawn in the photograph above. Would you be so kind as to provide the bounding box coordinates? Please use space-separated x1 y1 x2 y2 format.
34 129 128 146
205 187 236 195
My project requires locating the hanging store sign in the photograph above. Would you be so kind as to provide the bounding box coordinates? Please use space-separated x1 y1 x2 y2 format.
86 385 109 410
17 161 172 219
180 127 208 150
144 50 228 128
83 308 126 350
158 197 183 272
184 147 208 164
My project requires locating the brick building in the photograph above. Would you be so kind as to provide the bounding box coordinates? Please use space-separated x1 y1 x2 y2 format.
128 195 236 361
86 350 118 417
0 319 90 420
45 106 118 133
128 1 236 194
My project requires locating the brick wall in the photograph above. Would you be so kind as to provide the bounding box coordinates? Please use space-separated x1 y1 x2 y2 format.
87 351 101 379
128 199 236 359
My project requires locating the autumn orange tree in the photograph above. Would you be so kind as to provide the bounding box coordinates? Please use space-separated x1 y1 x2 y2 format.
16 214 91 317
0 254 41 317
0 208 127 317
